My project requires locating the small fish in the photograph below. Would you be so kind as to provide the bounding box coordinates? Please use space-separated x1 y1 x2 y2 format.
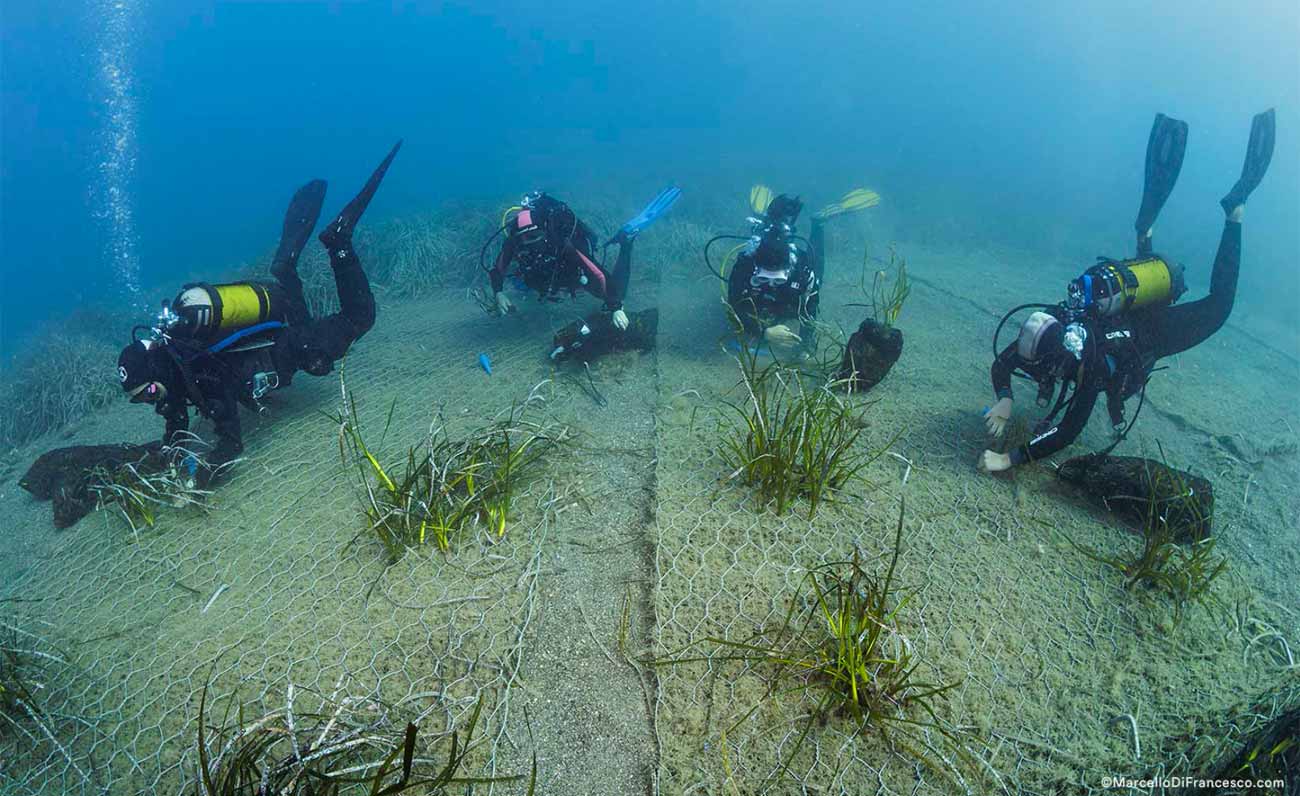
478 353 493 375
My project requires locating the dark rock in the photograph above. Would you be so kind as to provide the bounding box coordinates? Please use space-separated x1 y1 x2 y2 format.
836 318 903 392
1057 453 1213 543
20 442 165 529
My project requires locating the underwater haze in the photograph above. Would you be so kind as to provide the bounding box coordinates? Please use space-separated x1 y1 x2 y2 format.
2 0 1297 351
3 2 1300 795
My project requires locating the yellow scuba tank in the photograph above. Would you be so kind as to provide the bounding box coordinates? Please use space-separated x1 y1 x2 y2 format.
172 282 283 340
1067 256 1186 318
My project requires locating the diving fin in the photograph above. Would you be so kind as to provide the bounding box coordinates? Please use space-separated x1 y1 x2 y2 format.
749 184 774 215
815 187 881 220
319 139 403 251
615 185 682 240
1134 113 1188 252
1220 108 1275 213
272 179 327 279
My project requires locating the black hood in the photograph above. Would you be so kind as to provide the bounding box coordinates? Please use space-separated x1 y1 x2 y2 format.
764 194 802 227
117 341 168 392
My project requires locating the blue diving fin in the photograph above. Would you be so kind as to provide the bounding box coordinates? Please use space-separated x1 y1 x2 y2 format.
615 186 682 241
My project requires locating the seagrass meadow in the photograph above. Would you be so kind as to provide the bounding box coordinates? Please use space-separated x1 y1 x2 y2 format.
1 195 1297 795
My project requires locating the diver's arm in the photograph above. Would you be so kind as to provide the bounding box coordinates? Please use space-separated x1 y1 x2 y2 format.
985 343 1022 438
602 238 633 311
160 401 190 447
1011 375 1099 466
201 385 245 483
490 235 517 294
990 342 1020 400
725 257 761 336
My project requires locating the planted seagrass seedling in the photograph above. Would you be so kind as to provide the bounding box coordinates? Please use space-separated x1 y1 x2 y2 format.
658 500 979 788
0 614 88 786
867 249 911 331
1064 447 1227 625
194 678 515 795
1149 677 1299 790
720 341 886 517
0 619 48 736
837 248 910 393
88 432 222 538
334 379 568 563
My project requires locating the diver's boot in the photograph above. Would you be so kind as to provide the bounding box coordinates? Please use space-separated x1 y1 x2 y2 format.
318 139 403 252
271 179 327 281
1220 108 1275 214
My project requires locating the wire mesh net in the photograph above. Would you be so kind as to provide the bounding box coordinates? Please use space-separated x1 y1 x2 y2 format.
0 214 1296 795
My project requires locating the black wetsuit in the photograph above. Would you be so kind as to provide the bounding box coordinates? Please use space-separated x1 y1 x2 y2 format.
153 236 375 468
727 218 824 344
121 141 398 484
992 220 1241 464
490 196 633 311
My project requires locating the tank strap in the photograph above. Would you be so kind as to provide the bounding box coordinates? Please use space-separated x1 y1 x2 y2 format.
207 321 286 355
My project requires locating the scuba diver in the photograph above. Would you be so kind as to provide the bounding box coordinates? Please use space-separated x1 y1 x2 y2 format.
980 109 1276 473
708 185 879 355
484 187 681 330
115 141 402 486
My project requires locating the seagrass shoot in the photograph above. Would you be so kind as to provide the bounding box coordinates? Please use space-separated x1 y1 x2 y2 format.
719 340 885 517
333 379 569 563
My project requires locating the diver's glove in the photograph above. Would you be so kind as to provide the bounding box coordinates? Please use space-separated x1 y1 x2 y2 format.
612 309 629 331
763 324 802 346
984 398 1013 438
495 291 515 316
977 450 1013 474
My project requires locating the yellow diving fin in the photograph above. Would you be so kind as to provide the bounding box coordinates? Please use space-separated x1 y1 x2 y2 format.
749 184 774 215
815 187 881 220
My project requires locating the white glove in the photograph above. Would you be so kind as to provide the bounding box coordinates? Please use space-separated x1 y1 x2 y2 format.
978 450 1012 474
495 291 514 315
984 397 1013 438
612 308 629 330
763 324 802 346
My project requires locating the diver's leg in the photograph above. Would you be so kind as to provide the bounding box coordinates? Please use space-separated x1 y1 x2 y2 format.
325 244 376 341
308 143 402 349
290 245 375 374
272 180 327 324
317 140 402 250
1138 220 1240 358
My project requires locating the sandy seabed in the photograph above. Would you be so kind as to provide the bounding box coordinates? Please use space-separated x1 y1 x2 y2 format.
2 216 1296 795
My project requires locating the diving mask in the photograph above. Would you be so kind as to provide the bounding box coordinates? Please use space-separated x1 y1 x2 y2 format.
750 268 790 288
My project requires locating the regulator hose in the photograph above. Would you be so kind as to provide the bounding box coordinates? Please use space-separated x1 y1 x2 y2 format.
704 234 751 281
478 223 509 273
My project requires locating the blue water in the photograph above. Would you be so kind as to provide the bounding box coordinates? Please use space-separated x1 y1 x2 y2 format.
2 1 1297 351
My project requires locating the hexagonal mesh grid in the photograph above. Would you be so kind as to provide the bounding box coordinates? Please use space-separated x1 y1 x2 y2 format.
2 219 1297 795
645 236 1300 794
1 292 573 794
